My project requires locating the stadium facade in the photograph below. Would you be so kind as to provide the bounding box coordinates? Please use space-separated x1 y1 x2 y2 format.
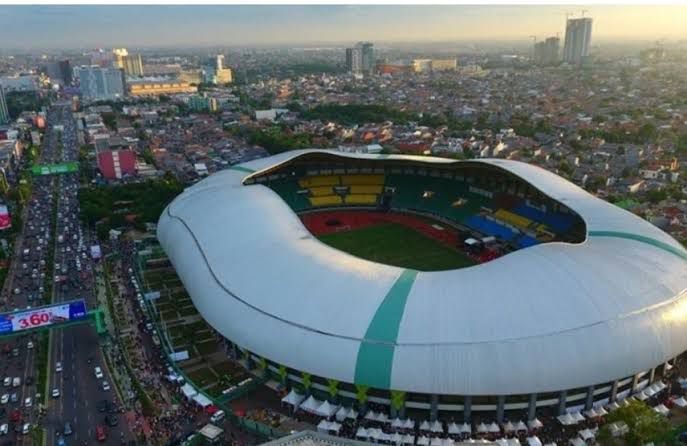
158 150 687 422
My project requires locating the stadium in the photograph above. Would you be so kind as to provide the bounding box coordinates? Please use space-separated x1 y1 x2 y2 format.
157 149 687 423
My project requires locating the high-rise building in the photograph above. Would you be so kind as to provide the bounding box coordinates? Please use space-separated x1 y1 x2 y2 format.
46 59 73 86
202 55 233 85
563 18 593 65
113 48 144 77
75 66 126 101
346 42 374 75
534 37 560 66
0 85 9 125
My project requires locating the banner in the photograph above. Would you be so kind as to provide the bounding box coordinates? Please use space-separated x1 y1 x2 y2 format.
0 300 87 335
0 205 11 230
31 162 79 176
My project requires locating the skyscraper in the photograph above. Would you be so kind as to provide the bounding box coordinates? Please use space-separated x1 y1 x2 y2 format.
0 85 9 125
563 18 593 65
113 48 144 77
346 42 374 75
46 60 73 86
534 37 560 66
75 66 126 101
202 55 233 85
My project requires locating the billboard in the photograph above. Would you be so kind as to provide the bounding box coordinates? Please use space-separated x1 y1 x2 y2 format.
0 205 11 230
0 300 87 335
31 162 79 176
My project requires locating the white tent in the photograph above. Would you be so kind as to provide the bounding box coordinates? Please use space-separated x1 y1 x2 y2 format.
477 423 488 433
595 406 608 416
418 436 430 446
377 412 390 424
543 443 558 446
656 381 667 391
281 389 305 407
299 395 322 414
503 421 515 433
675 397 687 408
654 404 670 416
365 410 378 421
347 409 359 420
180 383 198 399
431 420 444 433
461 423 472 434
315 400 339 418
392 418 404 428
578 429 594 441
645 387 656 397
495 439 509 446
193 393 212 408
368 428 381 440
608 422 629 438
441 438 455 446
335 406 349 422
317 420 331 432
528 419 543 430
636 391 649 401
568 439 585 446
584 408 597 418
420 421 432 431
448 423 461 435
527 436 543 446
607 401 621 411
380 432 392 442
571 412 585 423
403 434 415 444
329 421 342 433
403 419 416 430
508 439 521 446
516 421 528 432
488 422 500 433
356 427 369 438
431 437 442 446
556 414 576 426
391 433 403 444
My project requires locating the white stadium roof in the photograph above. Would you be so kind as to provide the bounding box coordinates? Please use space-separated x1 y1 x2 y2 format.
157 150 687 396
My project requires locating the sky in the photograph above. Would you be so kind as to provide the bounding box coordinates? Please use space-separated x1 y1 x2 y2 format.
1 5 687 49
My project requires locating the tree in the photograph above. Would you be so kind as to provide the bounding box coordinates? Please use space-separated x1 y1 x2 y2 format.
596 399 672 446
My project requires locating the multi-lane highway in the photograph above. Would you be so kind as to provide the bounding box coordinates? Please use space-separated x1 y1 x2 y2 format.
2 103 135 445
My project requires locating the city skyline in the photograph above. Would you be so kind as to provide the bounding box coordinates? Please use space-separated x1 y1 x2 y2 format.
1 5 687 50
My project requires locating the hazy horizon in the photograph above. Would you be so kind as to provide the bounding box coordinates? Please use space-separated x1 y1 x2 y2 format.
1 5 687 50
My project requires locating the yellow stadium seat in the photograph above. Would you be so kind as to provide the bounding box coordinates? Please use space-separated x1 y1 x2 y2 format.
309 186 334 196
341 175 385 185
345 194 378 205
349 185 383 194
495 209 532 230
299 176 340 188
309 195 343 207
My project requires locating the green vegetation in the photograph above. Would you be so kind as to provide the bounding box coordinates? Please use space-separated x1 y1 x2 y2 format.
596 399 674 446
318 223 477 271
233 126 313 154
302 104 412 126
78 174 183 238
5 90 50 119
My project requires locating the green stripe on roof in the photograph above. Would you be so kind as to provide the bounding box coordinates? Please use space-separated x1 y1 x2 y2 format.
354 269 418 389
230 165 256 173
588 231 687 261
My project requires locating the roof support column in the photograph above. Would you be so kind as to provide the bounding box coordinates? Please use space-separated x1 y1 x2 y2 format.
609 380 619 403
527 393 537 421
584 385 594 411
630 374 639 393
557 390 567 416
463 396 472 424
430 394 439 422
649 367 656 384
496 395 506 424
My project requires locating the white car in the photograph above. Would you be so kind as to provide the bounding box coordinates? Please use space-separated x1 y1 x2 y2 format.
2 377 9 387
22 423 30 435
51 388 60 398
27 341 34 350
94 366 103 379
101 381 110 391
0 423 8 435
55 362 63 373
24 397 32 407
0 394 8 404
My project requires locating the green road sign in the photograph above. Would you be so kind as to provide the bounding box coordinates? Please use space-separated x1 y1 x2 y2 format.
31 162 79 176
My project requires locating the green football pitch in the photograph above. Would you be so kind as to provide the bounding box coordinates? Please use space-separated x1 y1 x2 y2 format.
317 223 477 271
